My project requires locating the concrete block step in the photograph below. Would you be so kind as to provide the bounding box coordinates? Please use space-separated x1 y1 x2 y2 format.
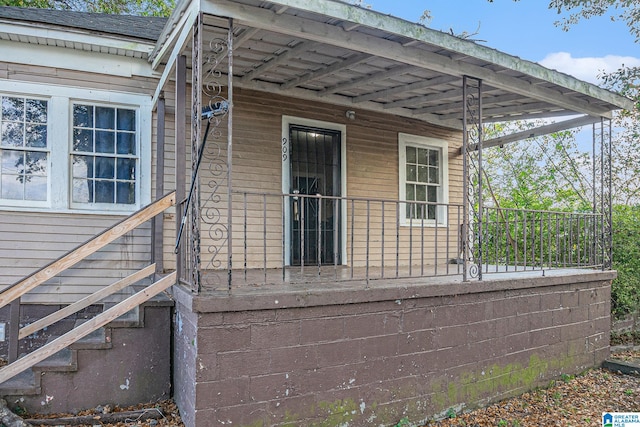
33 346 77 373
0 368 39 396
69 320 111 350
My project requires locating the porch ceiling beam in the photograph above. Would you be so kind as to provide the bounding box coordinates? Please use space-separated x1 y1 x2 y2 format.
241 41 319 82
281 52 371 90
385 88 464 110
472 114 601 150
352 75 459 103
201 1 616 118
319 64 415 95
234 27 260 48
235 76 464 130
411 92 524 116
436 101 558 121
482 109 580 123
240 0 632 112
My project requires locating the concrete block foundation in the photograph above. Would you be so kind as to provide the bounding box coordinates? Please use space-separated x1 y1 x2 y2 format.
172 270 613 427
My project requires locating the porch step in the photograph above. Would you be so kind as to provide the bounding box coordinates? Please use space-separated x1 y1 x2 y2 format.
70 320 111 350
33 347 76 373
0 369 39 396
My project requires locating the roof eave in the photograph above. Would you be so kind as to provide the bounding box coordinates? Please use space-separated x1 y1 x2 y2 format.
0 19 156 57
241 0 634 112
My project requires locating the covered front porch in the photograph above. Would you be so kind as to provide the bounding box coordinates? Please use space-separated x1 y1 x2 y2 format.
150 0 629 294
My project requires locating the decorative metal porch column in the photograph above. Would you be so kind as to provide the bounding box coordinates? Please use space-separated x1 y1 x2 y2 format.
190 15 234 292
593 118 613 270
462 76 483 281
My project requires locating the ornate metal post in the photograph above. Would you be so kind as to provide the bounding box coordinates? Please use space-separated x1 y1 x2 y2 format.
198 18 233 291
593 117 613 270
188 12 203 292
462 76 483 281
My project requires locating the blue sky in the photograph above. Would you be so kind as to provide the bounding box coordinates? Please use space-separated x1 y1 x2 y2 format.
363 1 640 84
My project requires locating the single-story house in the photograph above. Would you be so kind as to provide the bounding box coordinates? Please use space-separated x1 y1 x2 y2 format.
0 1 632 426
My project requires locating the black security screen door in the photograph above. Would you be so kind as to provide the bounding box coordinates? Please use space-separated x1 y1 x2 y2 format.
290 125 341 266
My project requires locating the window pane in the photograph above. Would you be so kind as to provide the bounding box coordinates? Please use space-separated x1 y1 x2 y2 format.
2 97 24 121
73 129 93 152
25 151 47 176
417 148 428 165
72 178 92 203
406 146 416 163
1 122 24 147
427 185 437 202
2 150 21 174
116 158 135 180
26 124 47 148
428 149 439 167
95 130 115 153
406 164 416 182
95 180 114 203
429 166 439 184
418 165 427 183
72 155 92 179
117 109 135 131
95 157 115 179
406 184 415 201
416 184 426 202
117 132 135 155
25 175 47 201
26 99 47 123
427 204 436 220
73 105 93 127
1 174 22 199
116 181 135 204
95 107 115 129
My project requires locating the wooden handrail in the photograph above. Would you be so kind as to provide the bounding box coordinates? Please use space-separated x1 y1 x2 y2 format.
0 191 176 311
0 272 177 385
19 264 156 339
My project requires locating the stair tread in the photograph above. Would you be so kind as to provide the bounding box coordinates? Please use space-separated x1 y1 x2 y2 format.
34 348 75 371
0 368 39 395
70 320 111 349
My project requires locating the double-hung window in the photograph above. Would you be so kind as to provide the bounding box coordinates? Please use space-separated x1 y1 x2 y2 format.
399 133 449 225
0 95 49 204
71 104 137 206
0 81 151 214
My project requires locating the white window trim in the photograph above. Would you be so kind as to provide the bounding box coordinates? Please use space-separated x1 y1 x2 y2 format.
0 80 151 215
281 115 347 266
398 132 449 227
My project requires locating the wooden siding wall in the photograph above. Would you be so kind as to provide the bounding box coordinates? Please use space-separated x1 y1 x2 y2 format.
0 60 158 304
176 88 464 272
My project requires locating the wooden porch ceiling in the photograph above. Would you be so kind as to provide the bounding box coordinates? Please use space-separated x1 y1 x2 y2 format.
152 0 633 131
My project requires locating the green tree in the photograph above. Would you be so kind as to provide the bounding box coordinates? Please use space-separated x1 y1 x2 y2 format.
0 0 174 17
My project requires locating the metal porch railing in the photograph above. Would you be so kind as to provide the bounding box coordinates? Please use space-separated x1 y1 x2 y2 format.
179 192 606 290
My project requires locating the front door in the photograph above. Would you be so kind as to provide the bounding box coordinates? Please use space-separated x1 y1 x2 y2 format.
289 125 342 266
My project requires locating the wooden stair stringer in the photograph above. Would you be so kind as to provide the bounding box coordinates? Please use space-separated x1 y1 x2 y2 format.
0 272 176 385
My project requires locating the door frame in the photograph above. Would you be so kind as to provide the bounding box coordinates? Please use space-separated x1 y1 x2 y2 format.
282 116 347 266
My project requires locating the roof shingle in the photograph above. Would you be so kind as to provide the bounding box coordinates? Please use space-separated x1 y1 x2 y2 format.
0 6 167 42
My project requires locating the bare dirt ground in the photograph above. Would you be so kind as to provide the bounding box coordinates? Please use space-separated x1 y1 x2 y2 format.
24 350 640 427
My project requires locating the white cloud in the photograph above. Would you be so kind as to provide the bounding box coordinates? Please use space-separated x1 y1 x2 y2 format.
538 52 640 84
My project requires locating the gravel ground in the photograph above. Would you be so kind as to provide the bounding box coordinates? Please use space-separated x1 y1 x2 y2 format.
24 351 640 427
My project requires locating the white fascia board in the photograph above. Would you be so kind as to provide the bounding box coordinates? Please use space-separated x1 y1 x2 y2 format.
1 39 156 78
150 0 199 69
204 0 633 113
151 1 199 105
0 21 154 56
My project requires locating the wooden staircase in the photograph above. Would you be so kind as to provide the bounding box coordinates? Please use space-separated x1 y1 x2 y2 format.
0 192 177 411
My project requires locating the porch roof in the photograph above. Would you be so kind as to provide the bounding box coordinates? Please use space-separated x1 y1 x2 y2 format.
152 0 633 131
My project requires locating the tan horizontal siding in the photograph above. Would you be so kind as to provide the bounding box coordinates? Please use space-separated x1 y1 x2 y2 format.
169 88 464 271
